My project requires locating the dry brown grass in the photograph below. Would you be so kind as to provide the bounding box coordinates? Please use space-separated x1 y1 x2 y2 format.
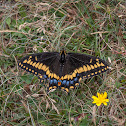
0 0 125 125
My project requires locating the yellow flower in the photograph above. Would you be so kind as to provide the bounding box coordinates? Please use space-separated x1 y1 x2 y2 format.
92 92 109 106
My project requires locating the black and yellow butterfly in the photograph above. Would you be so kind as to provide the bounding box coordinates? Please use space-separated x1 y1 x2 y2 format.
18 50 109 93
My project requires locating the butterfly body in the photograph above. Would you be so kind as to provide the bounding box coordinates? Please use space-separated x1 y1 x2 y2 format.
18 50 109 93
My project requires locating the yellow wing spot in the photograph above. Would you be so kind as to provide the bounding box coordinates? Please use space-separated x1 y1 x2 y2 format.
19 62 21 66
84 76 86 78
41 80 43 82
100 62 105 66
105 67 107 70
78 67 84 73
32 70 34 73
70 86 74 89
102 69 104 71
68 75 73 80
23 66 26 68
35 72 37 74
79 78 82 81
94 64 97 68
45 67 49 71
35 62 40 68
46 70 50 75
49 86 52 90
27 59 31 64
30 61 33 65
74 69 78 74
21 64 23 67
39 75 42 78
63 75 68 80
53 86 57 89
48 73 51 78
26 67 28 70
32 62 36 67
90 65 94 69
65 88 69 92
41 65 47 71
75 83 79 86
72 72 76 78
51 73 54 78
38 63 43 69
88 74 90 77
67 75 70 80
49 73 52 78
107 66 108 69
29 69 31 71
53 73 57 79
70 75 73 80
87 65 91 71
96 58 99 62
76 69 80 73
60 76 64 80
23 59 27 63
35 56 37 61
83 65 87 71
69 75 73 80
99 70 101 73
57 76 60 80
68 75 71 80
29 56 32 59
61 87 65 90
91 73 94 75
96 62 101 67
54 73 59 80
90 59 92 63
95 72 97 74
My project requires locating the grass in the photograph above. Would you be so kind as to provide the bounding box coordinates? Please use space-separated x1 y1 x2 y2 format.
0 0 126 125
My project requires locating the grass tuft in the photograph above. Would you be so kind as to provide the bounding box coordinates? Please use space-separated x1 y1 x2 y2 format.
0 0 125 125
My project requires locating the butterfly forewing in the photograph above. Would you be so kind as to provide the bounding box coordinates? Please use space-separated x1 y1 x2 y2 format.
18 52 60 81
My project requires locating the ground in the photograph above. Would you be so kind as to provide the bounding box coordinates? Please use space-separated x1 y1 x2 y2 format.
0 0 125 125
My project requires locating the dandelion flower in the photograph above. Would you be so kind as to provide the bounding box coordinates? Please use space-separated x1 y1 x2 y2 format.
92 92 109 106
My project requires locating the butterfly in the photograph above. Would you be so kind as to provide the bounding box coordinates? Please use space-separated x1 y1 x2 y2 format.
18 50 109 93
